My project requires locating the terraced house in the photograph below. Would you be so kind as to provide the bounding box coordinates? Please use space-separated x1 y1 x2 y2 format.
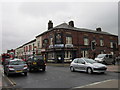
15 20 119 63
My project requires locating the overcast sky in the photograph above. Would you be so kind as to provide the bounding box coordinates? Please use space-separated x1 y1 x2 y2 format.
1 1 119 54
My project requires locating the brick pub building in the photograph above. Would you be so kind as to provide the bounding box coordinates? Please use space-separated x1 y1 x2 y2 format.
36 20 118 63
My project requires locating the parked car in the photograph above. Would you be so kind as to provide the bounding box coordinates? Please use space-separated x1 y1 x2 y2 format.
95 54 114 64
26 55 46 72
70 58 107 74
4 59 28 76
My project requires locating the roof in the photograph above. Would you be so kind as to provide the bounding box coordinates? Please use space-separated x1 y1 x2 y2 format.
16 39 36 50
36 23 117 38
23 39 36 46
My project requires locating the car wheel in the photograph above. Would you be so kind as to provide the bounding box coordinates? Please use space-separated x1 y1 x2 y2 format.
24 72 27 76
87 68 93 74
101 72 105 74
29 67 32 72
42 68 46 72
70 66 75 72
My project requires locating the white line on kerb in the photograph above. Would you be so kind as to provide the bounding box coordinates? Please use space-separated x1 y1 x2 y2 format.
2 69 16 86
74 79 117 88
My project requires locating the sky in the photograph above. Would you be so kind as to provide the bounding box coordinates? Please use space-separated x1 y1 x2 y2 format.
1 0 119 54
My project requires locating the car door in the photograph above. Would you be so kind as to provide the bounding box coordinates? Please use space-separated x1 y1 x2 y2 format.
72 59 79 70
77 59 86 71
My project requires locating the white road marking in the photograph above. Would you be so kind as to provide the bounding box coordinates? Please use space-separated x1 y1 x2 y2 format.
0 65 16 86
73 79 117 88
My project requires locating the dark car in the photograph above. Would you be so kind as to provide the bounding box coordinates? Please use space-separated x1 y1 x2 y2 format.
26 55 46 72
4 59 28 76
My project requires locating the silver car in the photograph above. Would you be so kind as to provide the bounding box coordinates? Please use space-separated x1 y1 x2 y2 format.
4 59 28 76
70 58 107 74
95 54 114 64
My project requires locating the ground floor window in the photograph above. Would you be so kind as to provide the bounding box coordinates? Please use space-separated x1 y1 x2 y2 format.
111 52 114 55
81 50 89 58
48 52 54 59
100 51 104 54
65 51 72 58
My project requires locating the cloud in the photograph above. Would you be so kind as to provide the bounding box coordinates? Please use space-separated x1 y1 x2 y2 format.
1 2 118 53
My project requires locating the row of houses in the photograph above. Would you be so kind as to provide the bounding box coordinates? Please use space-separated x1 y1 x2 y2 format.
15 20 119 63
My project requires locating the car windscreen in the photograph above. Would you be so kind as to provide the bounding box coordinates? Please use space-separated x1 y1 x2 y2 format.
84 58 96 64
97 54 106 58
9 61 26 65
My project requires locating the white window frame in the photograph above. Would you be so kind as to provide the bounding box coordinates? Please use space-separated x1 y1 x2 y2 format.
110 42 113 48
100 39 104 46
84 38 89 45
66 36 72 44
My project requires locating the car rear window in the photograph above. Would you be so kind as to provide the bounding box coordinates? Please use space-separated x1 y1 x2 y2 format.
10 61 26 65
33 56 43 60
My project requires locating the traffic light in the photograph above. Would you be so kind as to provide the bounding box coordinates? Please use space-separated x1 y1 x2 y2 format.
91 41 96 50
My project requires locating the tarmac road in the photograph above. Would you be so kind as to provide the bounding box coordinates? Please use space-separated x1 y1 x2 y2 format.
4 66 118 89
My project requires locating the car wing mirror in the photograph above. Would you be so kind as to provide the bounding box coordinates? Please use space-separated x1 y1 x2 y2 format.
82 62 85 64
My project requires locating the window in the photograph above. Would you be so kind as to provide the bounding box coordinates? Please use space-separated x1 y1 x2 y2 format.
26 46 28 52
65 51 72 58
74 59 78 63
84 38 89 45
37 41 40 48
24 47 26 52
78 59 85 64
48 53 54 59
100 51 104 54
100 39 104 46
110 42 113 48
81 50 89 58
50 37 53 45
29 45 32 51
66 36 72 44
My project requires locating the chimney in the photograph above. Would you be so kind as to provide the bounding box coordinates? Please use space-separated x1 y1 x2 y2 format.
48 20 53 30
96 27 102 32
69 21 74 27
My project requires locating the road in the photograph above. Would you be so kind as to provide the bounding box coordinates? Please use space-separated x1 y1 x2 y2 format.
3 65 118 89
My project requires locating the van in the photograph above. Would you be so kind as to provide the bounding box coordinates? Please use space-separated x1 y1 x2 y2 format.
95 54 114 64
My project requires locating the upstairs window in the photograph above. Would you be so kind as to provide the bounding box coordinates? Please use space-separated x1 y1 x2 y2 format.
84 38 89 45
66 36 72 44
100 39 104 46
110 42 113 48
37 41 40 48
50 37 53 45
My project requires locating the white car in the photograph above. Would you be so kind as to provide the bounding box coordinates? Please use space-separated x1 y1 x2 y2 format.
95 54 114 64
70 58 107 74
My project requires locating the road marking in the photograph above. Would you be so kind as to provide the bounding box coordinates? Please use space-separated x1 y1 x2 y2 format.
4 75 16 86
0 65 16 86
73 79 117 88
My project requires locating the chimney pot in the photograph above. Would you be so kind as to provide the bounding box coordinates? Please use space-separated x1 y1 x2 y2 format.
48 20 53 30
69 21 74 27
96 27 102 32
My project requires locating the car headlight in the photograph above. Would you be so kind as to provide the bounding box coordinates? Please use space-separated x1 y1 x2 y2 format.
93 66 99 68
